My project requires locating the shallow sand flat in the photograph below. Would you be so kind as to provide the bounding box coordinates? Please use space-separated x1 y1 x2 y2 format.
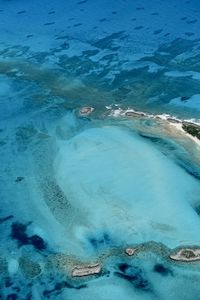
1 109 200 299
55 124 200 250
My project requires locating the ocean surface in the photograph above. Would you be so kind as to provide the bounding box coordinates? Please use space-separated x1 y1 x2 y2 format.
1 0 200 299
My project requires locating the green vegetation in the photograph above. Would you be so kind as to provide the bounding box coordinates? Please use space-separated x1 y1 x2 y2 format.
181 249 196 259
182 123 200 140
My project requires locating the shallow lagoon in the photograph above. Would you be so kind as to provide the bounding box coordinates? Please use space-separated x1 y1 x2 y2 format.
1 0 200 299
1 111 200 299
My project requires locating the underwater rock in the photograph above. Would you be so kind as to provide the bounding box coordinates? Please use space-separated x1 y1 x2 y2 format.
125 248 136 256
170 248 200 262
71 263 101 277
79 107 94 116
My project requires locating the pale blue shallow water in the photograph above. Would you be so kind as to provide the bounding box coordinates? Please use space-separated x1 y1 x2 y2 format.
1 0 200 299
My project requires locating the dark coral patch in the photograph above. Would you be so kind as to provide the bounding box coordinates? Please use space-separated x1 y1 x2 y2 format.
0 215 13 224
77 0 88 4
153 264 173 276
136 7 145 10
181 96 190 101
17 10 26 14
115 271 149 291
154 29 163 35
115 265 150 291
15 176 24 182
88 232 112 250
4 277 13 288
44 22 55 26
43 281 87 297
135 26 143 30
11 222 46 250
74 23 82 27
99 18 108 22
6 294 17 300
118 263 130 273
11 222 29 246
29 235 46 250
185 32 194 37
187 19 197 24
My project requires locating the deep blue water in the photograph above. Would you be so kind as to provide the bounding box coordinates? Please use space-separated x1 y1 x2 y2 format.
1 0 200 299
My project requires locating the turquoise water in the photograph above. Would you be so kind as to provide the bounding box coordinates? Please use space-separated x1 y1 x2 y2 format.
1 0 200 299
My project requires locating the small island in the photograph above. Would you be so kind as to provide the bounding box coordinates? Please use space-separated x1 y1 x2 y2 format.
71 263 101 277
79 107 94 116
170 248 200 262
124 247 136 256
125 111 146 117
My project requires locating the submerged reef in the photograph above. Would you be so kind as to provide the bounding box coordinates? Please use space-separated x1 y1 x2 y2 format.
2 240 200 299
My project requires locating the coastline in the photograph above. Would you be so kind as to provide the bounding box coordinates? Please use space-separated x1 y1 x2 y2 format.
106 107 200 148
78 105 200 148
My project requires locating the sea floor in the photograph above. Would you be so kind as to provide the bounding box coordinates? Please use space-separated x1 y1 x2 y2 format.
1 0 200 299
